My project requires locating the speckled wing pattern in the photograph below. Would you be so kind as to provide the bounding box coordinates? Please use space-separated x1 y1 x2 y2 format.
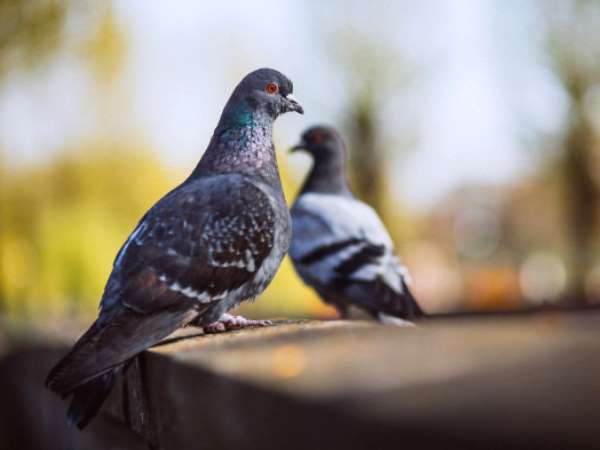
102 173 276 316
47 174 276 396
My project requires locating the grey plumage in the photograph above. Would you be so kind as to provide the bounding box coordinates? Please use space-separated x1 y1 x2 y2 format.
46 68 303 428
289 125 423 321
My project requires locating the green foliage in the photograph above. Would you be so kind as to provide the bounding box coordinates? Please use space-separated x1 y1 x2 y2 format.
0 143 174 317
0 0 68 75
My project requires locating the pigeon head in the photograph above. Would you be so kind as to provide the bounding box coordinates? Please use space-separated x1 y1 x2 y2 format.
291 125 351 196
219 68 303 128
291 125 345 160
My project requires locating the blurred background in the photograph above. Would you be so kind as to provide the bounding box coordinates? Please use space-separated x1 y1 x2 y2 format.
2 0 600 323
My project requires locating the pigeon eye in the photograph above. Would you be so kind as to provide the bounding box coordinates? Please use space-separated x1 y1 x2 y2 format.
312 133 325 144
265 82 279 94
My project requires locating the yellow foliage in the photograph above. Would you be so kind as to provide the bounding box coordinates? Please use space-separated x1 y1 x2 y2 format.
0 143 174 318
0 0 68 75
79 6 126 85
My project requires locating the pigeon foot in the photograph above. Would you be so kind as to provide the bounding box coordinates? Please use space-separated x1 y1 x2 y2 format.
203 313 273 334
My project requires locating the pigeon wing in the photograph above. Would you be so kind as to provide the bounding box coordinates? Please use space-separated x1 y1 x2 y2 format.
290 193 395 285
290 193 419 317
103 173 276 314
47 174 276 395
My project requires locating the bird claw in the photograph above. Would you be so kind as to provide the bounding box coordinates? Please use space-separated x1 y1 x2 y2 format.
203 314 273 334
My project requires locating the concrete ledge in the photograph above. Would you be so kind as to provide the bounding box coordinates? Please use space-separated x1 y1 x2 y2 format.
2 313 600 449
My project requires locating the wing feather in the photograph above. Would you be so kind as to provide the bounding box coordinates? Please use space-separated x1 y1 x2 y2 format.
290 193 402 287
101 174 276 316
48 174 277 395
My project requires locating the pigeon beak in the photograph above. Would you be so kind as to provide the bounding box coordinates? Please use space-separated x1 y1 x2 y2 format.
289 140 306 153
284 94 304 114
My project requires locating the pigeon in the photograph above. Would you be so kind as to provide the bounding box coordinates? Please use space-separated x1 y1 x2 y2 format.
289 125 423 324
45 68 303 429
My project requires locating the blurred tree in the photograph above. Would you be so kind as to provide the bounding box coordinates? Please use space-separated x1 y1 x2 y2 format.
79 4 126 87
0 0 131 317
0 0 123 78
543 0 600 305
332 31 413 216
0 0 68 76
0 145 176 318
307 0 415 220
0 0 69 310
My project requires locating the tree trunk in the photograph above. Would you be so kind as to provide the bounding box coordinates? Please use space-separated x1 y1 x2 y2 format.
563 103 599 305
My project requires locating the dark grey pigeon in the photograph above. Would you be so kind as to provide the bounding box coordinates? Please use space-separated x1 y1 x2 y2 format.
289 125 423 324
46 68 303 429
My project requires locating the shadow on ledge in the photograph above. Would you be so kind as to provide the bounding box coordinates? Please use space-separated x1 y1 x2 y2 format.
1 312 600 450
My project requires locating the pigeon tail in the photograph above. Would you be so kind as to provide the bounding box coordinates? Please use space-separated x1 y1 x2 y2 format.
46 305 198 397
399 280 425 318
362 278 424 320
66 364 125 429
45 319 106 397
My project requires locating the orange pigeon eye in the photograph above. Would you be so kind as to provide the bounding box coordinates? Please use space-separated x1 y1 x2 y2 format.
312 133 325 144
265 82 279 94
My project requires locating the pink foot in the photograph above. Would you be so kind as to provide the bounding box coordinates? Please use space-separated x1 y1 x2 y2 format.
203 314 273 334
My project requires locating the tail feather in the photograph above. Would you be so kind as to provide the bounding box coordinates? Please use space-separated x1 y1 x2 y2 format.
66 364 124 429
370 278 424 320
46 319 105 397
401 280 424 318
46 303 200 429
46 305 197 397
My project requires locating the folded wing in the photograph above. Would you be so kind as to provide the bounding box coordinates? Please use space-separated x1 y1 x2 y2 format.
47 173 277 396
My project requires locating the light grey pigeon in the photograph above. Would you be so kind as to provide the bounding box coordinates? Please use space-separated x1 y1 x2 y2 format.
289 125 423 324
46 68 303 429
